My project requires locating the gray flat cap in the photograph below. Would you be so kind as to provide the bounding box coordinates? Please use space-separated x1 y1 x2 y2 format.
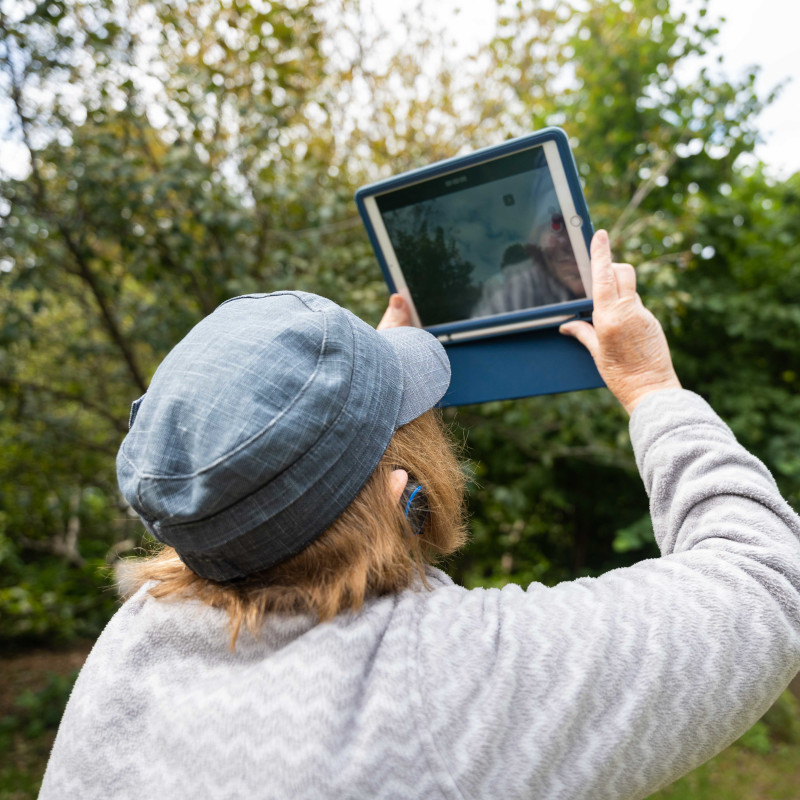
116 292 450 581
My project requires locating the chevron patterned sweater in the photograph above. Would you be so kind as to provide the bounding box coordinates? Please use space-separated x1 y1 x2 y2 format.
40 390 800 800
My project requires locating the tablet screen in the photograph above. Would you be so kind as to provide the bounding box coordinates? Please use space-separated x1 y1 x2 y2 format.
371 144 588 328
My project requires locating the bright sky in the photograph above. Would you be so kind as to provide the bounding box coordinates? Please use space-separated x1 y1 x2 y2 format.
371 0 800 178
691 0 800 177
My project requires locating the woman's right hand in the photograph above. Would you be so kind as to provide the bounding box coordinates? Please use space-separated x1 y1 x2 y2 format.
559 230 681 414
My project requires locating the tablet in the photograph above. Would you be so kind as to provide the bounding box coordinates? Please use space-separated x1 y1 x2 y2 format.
356 127 594 344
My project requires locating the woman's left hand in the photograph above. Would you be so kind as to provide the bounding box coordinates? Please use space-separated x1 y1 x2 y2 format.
377 294 413 330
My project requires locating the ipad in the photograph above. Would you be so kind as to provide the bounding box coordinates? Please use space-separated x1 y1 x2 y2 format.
356 127 594 344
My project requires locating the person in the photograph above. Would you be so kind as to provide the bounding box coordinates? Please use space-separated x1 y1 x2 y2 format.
472 179 586 318
40 231 800 800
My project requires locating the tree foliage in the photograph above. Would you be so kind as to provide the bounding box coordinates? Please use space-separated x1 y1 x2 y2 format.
1 0 798 642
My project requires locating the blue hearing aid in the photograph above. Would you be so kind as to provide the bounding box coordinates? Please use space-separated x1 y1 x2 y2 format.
401 482 429 536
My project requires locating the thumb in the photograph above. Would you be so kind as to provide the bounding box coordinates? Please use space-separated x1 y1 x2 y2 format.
377 294 412 330
560 320 599 359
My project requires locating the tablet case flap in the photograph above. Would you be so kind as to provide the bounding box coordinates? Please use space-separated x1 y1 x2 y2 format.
440 324 605 406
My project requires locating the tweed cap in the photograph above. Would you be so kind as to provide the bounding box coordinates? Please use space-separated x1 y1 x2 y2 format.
116 291 450 581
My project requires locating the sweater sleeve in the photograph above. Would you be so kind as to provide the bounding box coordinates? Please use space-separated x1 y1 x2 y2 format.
410 389 800 800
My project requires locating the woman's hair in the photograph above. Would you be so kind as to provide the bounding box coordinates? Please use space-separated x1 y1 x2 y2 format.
119 410 468 649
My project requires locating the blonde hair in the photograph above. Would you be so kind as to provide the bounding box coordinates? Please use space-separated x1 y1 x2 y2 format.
120 410 468 648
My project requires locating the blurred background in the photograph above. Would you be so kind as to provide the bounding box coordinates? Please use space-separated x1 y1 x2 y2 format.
1 0 799 796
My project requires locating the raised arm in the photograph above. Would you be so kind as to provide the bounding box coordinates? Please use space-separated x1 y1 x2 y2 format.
559 229 681 413
411 232 800 800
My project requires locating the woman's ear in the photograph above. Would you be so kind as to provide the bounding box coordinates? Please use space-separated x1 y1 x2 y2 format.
389 469 409 504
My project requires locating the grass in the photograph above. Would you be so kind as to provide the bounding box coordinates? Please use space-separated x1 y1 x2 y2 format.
0 730 58 800
649 742 800 800
0 642 91 800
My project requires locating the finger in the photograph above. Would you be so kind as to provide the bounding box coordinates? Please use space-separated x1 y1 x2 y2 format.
559 320 599 360
612 263 637 297
377 294 412 330
590 230 618 307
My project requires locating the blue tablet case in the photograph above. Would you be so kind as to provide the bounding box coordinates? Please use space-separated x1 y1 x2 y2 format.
356 127 606 405
440 326 604 407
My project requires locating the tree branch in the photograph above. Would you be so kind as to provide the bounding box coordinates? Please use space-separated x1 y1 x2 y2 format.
19 535 86 568
129 114 218 314
0 377 129 433
2 25 149 394
610 151 677 249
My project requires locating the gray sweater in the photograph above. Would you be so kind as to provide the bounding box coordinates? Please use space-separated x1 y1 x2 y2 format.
40 390 800 800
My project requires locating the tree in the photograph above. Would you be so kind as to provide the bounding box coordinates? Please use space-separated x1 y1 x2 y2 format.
0 0 367 639
1 0 796 641
671 168 800 505
390 216 482 325
444 0 787 586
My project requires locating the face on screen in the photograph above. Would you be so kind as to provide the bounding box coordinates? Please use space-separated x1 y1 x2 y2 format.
377 148 586 327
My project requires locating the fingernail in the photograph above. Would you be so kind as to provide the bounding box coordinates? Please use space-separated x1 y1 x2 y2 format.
559 324 572 337
390 295 403 309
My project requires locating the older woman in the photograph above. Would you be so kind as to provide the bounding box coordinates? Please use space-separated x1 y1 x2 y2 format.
472 170 587 317
40 231 800 800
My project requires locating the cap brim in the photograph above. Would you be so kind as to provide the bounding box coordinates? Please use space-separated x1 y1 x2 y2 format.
377 326 451 427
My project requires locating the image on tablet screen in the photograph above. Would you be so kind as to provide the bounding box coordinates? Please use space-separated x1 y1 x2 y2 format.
377 147 586 328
